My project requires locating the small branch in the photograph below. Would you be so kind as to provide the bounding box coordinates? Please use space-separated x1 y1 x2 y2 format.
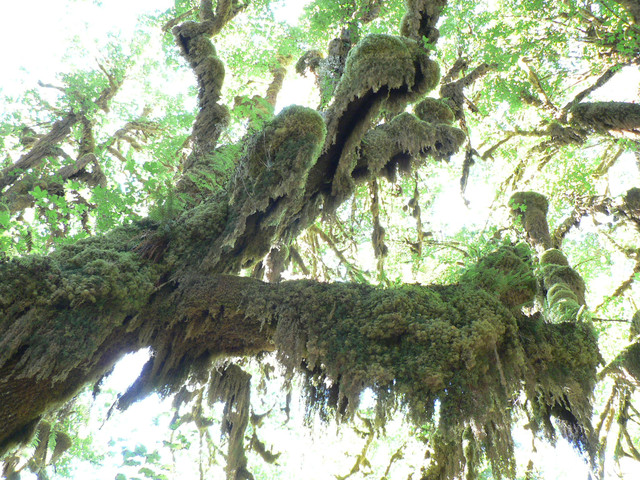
560 64 627 121
162 7 198 33
442 57 468 84
289 246 311 276
519 58 557 111
310 225 367 283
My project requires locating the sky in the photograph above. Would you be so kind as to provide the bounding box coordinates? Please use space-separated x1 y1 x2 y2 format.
1 0 175 97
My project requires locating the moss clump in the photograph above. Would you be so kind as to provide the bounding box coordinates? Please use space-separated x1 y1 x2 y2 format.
459 245 537 308
356 112 465 182
540 248 569 266
510 191 548 214
414 97 455 124
203 106 326 272
0 222 161 382
509 192 552 250
339 34 417 98
329 33 439 117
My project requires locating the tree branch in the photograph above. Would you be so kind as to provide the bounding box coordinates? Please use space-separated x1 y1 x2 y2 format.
560 64 628 122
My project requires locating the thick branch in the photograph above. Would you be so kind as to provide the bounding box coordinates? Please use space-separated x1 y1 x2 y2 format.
570 101 640 135
0 114 78 191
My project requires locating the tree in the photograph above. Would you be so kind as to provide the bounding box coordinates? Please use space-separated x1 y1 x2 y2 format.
1 0 640 478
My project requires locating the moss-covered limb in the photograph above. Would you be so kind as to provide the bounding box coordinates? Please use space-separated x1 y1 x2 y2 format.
199 0 247 35
613 0 640 23
0 248 601 478
560 64 628 122
0 222 167 455
315 33 440 204
217 35 449 271
0 114 78 192
265 55 292 108
622 186 640 228
569 102 640 135
439 62 493 120
1 153 97 216
353 112 465 183
400 0 448 43
599 312 640 385
0 72 122 193
199 106 327 273
539 249 587 324
0 268 274 457
509 191 591 321
316 28 356 110
509 191 552 251
441 57 468 85
172 9 231 179
369 179 388 281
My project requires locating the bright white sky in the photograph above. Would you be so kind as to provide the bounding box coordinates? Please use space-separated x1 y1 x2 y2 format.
0 0 174 96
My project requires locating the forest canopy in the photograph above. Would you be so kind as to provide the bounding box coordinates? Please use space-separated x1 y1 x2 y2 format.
1 0 640 479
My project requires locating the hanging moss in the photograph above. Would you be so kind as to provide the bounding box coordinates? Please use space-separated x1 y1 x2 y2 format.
201 105 326 272
519 316 600 455
243 248 536 479
355 112 465 183
208 363 253 480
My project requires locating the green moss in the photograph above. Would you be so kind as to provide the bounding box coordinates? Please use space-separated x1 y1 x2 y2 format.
0 222 162 382
414 97 455 124
542 263 586 307
340 34 417 97
358 112 465 181
202 106 326 272
540 248 569 266
459 246 537 308
519 317 600 450
329 33 439 116
510 191 549 214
